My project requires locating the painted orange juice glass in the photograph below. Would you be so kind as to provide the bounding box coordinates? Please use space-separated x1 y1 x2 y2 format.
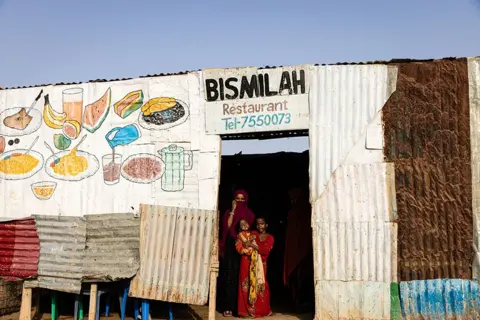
62 88 84 125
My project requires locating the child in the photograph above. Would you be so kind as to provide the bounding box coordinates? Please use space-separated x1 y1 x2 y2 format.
236 218 258 255
235 218 265 310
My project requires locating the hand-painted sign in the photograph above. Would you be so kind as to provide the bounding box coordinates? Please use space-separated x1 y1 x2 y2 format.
203 66 310 134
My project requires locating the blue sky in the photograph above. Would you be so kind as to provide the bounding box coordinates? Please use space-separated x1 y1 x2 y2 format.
1 0 479 154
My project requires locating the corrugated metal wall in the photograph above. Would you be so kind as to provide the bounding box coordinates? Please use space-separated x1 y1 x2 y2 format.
309 65 398 319
468 56 480 279
130 204 215 305
383 59 472 281
35 215 86 293
400 279 479 319
84 213 140 281
0 218 39 280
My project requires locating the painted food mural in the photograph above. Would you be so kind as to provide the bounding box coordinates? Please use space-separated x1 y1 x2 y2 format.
0 85 193 205
121 153 164 184
138 97 190 130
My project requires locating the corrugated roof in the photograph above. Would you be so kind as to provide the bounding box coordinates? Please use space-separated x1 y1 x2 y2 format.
0 217 40 280
35 215 86 294
84 213 140 281
400 279 480 319
0 57 464 90
130 204 216 305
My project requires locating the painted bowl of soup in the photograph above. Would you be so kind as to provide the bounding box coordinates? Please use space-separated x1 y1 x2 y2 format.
31 181 57 200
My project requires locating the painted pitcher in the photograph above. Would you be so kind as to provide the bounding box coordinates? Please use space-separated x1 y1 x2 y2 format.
159 144 193 192
105 124 142 149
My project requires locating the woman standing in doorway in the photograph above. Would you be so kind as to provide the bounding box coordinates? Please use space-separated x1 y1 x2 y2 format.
237 217 274 318
220 190 255 317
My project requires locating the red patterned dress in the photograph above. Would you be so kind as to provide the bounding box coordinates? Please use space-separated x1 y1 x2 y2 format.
236 231 274 318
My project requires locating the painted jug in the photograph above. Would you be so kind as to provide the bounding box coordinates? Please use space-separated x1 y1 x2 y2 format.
105 124 142 149
159 144 193 192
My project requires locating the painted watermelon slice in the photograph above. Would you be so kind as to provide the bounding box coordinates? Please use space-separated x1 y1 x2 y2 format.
83 88 111 133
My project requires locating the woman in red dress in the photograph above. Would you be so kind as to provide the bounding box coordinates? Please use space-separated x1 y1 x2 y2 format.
236 217 274 318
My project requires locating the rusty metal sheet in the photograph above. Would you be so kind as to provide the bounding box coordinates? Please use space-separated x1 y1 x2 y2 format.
383 59 473 280
84 213 140 281
0 217 40 280
34 215 86 294
130 204 215 305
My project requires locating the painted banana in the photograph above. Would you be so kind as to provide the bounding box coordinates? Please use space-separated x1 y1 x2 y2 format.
43 94 66 129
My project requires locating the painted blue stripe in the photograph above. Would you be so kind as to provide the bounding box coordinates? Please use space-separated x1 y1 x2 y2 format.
400 279 480 318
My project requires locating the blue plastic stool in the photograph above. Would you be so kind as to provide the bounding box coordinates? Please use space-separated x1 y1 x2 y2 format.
133 299 173 320
73 284 128 320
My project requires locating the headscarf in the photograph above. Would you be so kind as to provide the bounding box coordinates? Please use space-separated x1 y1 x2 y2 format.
220 189 255 254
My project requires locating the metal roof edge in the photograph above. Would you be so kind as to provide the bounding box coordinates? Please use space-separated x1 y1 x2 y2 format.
1 56 469 90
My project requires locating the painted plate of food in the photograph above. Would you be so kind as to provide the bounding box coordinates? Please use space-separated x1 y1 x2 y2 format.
138 97 190 131
0 107 43 137
0 149 44 180
45 148 100 182
121 153 164 184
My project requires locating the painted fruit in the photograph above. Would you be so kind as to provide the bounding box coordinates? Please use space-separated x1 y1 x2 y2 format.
43 94 67 129
0 136 5 153
62 120 81 139
53 134 71 150
83 88 111 133
114 90 144 119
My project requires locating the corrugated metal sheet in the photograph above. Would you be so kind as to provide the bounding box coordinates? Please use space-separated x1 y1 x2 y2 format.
84 213 140 281
468 56 480 279
309 65 397 320
309 64 397 201
313 163 397 282
400 279 480 319
384 59 472 281
0 218 40 280
130 204 215 305
35 215 86 294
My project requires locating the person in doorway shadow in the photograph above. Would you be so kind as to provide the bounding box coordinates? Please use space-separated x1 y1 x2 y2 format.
219 190 255 317
284 187 314 312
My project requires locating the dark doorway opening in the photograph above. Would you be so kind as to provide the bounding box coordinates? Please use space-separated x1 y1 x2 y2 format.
216 135 314 318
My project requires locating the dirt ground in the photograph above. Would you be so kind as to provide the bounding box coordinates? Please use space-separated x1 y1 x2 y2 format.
1 305 313 319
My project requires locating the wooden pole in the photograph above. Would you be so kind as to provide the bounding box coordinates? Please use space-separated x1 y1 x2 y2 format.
88 284 98 320
208 211 220 320
19 284 32 320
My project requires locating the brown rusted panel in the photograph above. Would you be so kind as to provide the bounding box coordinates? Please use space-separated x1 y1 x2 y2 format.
383 59 472 281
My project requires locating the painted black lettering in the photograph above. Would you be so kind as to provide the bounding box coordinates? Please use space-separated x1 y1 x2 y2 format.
258 74 265 97
264 74 278 97
205 79 219 101
279 71 293 94
219 78 225 100
225 78 239 100
240 75 259 99
292 70 306 94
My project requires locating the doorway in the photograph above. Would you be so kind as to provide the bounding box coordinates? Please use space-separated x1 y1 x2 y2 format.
216 135 315 319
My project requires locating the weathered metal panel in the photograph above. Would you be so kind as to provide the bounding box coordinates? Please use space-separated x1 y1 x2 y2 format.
400 279 480 319
34 215 86 294
309 64 397 201
0 218 40 280
84 213 140 281
130 204 215 305
468 56 480 278
309 65 397 320
383 59 472 280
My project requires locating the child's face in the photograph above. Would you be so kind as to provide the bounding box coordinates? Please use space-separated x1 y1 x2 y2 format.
239 219 249 231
